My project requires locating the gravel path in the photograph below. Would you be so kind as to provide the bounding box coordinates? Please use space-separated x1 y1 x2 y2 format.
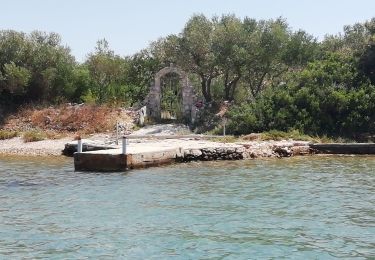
0 137 73 156
130 123 191 136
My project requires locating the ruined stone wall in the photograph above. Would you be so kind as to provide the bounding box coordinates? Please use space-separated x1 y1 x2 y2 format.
146 65 196 123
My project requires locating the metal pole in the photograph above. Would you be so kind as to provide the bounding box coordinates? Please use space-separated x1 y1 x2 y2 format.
116 122 119 145
223 119 226 136
77 138 83 153
122 136 127 154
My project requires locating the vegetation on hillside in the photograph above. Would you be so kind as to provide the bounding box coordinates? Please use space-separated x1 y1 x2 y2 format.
0 15 374 139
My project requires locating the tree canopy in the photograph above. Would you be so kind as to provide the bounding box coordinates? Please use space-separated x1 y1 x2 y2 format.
1 15 374 139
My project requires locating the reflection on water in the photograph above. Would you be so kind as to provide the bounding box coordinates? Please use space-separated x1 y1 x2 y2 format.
0 156 374 259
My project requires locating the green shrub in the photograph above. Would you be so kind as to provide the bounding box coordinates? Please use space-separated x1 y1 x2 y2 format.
0 130 18 140
227 82 375 139
23 130 47 142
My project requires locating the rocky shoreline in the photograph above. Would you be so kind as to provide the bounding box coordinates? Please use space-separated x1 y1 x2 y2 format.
71 138 315 171
180 141 311 162
0 124 314 159
0 133 313 160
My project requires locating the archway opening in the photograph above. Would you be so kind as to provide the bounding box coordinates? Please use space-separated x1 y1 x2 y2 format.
160 72 183 122
147 64 195 124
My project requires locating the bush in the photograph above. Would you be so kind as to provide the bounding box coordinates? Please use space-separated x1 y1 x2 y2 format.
227 82 375 139
193 104 223 134
23 130 47 142
0 130 18 140
226 103 260 135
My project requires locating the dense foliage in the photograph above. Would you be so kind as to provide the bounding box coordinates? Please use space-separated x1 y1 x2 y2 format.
1 15 374 138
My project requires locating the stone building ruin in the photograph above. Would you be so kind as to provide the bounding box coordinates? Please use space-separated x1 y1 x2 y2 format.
146 64 197 124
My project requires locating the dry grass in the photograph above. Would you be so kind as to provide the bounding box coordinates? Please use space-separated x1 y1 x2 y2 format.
0 130 18 140
3 104 134 135
23 130 47 142
30 105 116 133
260 130 316 142
211 135 238 143
45 131 69 140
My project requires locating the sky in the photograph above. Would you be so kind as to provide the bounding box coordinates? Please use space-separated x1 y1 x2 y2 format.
1 0 374 62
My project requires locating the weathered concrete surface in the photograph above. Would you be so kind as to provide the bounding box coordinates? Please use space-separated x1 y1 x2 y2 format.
74 153 126 172
74 147 183 171
64 139 117 156
127 147 182 169
310 143 375 154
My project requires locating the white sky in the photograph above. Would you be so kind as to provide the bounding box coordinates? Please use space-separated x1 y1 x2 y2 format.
1 0 374 62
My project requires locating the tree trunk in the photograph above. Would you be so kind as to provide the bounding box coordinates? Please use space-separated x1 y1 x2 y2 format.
224 72 230 101
201 76 212 102
229 77 240 101
224 73 240 101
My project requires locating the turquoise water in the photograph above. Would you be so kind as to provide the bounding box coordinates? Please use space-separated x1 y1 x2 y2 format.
0 156 374 259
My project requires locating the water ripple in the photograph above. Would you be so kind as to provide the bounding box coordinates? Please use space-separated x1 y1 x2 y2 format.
0 156 374 259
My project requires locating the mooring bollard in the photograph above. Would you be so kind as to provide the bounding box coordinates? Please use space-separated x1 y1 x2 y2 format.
77 137 83 153
122 136 127 154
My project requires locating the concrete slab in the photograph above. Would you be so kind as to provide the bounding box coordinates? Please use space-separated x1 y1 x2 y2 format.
310 143 375 154
73 140 243 171
74 145 183 171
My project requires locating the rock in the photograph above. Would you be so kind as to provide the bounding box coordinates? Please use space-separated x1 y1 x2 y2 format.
291 146 311 155
273 146 292 157
235 147 245 153
184 149 202 157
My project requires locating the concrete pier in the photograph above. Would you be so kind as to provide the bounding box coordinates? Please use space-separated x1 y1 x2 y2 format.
73 140 313 172
74 147 182 171
73 138 246 172
310 143 375 154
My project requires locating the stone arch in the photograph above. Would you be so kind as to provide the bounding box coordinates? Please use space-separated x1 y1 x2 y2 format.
146 64 196 123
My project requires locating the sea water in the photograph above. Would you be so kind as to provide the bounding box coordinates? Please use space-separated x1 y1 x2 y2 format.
0 156 374 259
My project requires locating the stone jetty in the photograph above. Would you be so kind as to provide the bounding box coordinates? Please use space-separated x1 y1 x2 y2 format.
72 137 312 172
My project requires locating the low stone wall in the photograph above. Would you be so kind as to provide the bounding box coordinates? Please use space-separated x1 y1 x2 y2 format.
180 147 245 162
178 142 312 162
241 141 312 159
